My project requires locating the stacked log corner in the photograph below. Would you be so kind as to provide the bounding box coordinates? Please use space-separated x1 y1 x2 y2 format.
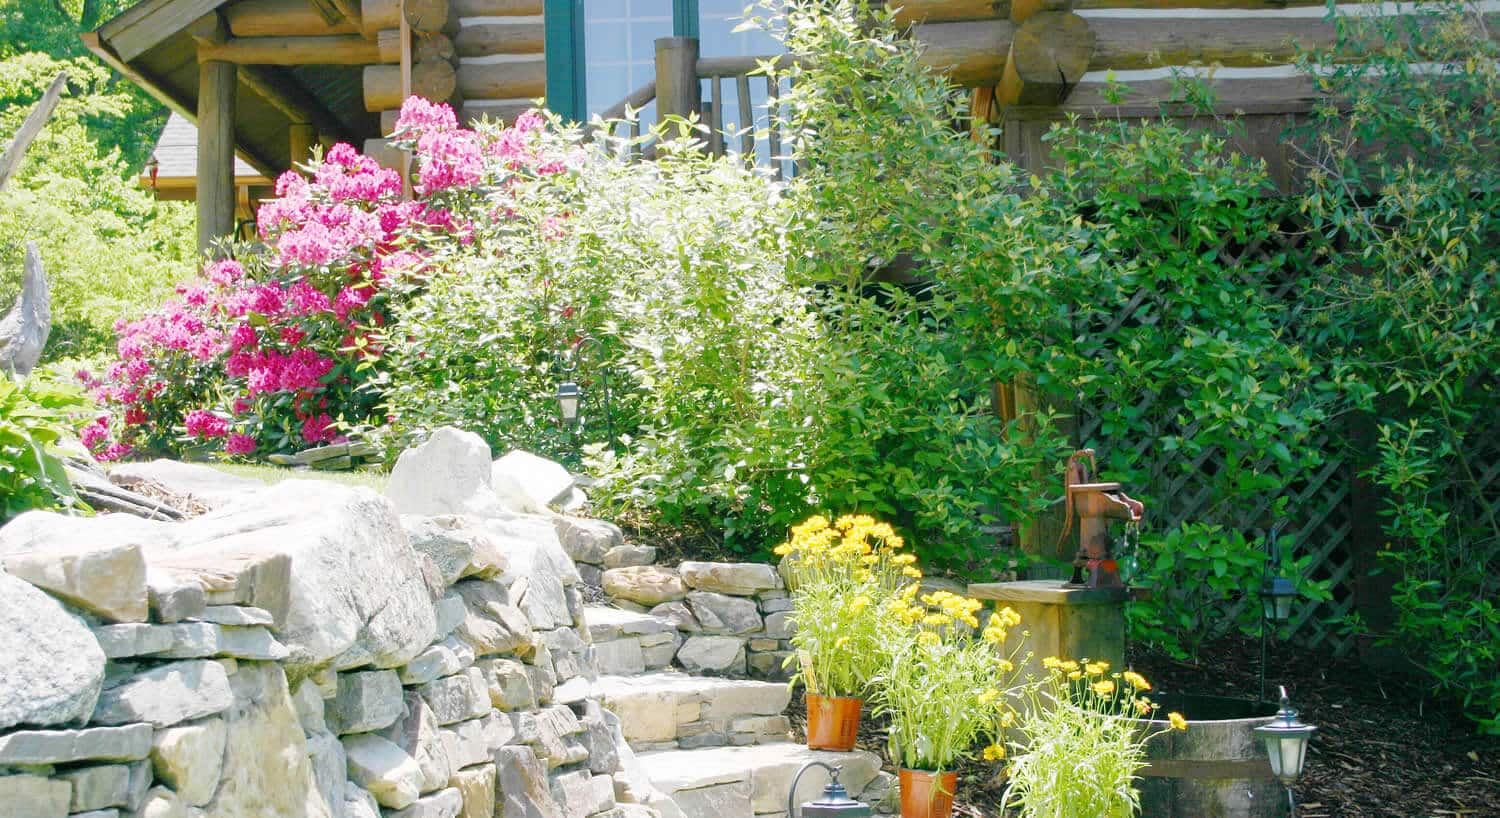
363 0 458 113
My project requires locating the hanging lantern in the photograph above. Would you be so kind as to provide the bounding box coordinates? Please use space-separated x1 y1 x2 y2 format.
556 381 582 428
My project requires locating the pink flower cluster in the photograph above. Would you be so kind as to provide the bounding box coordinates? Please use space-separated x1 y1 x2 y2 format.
88 98 568 463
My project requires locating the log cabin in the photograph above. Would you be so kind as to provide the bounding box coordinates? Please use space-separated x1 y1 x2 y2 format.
86 0 1500 251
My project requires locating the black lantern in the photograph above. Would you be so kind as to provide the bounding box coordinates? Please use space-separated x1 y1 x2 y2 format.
1255 686 1317 816
556 381 582 428
556 336 615 447
788 762 873 817
1258 523 1298 702
1260 574 1296 624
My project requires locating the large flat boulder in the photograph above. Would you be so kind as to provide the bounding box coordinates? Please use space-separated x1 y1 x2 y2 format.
109 459 264 510
159 482 438 673
0 570 105 730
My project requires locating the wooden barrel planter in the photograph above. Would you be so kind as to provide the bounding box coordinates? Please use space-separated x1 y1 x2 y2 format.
1136 694 1286 818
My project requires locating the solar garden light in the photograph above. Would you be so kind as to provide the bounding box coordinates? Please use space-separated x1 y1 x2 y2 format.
1258 523 1297 702
554 336 614 446
1255 686 1318 818
788 762 873 817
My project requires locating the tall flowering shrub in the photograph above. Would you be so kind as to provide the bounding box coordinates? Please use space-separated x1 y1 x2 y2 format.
83 98 557 460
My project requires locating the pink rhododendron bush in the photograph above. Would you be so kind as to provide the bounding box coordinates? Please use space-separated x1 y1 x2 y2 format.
82 99 571 460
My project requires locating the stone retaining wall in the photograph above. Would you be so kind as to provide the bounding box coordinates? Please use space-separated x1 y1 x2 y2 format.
584 560 794 681
0 451 672 818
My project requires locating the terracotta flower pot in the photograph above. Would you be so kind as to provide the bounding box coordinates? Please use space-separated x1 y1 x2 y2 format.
804 694 862 751
899 768 958 818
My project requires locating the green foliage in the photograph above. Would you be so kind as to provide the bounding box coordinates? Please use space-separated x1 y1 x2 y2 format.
764 1 1069 571
381 118 820 548
0 375 87 521
1295 2 1500 732
1004 664 1180 818
0 53 195 359
0 0 164 166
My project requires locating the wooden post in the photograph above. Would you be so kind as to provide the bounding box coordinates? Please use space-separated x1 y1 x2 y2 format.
997 376 1076 572
0 72 68 193
197 59 237 253
655 36 700 121
995 12 1093 107
289 122 317 169
192 13 238 255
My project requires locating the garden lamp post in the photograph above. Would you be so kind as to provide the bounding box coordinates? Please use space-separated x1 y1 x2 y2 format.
787 762 872 817
1258 523 1297 702
1255 686 1317 818
555 336 615 448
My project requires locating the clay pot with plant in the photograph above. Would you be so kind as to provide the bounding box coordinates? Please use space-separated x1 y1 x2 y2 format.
875 590 1024 818
778 514 921 751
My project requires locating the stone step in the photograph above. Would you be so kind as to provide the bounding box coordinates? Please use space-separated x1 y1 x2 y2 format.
586 606 682 674
597 672 792 751
638 742 884 818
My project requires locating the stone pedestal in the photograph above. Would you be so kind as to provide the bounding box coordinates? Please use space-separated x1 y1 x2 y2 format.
968 580 1126 681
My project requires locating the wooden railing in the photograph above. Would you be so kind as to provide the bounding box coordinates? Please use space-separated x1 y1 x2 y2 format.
595 37 796 178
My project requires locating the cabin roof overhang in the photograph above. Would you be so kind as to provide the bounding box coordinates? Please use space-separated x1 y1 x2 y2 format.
84 0 377 180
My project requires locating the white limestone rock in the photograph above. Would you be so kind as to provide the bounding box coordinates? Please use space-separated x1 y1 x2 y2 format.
676 637 746 676
481 515 581 588
386 428 508 518
162 482 437 673
327 670 405 735
386 786 462 818
92 660 232 728
490 451 574 514
343 734 424 810
344 784 382 818
602 545 657 569
417 668 490 726
401 516 507 586
377 690 452 795
0 570 106 730
448 763 496 818
450 580 533 657
199 660 333 818
54 764 132 812
549 770 615 817
474 657 536 711
305 729 347 818
0 773 72 818
150 718 227 806
685 592 763 636
492 745 562 818
0 540 148 623
0 724 152 765
551 517 622 565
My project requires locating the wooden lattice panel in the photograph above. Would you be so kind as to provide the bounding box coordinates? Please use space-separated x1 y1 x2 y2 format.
1073 224 1361 654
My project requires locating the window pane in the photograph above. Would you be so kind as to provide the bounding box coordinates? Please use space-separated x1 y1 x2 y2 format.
584 0 674 118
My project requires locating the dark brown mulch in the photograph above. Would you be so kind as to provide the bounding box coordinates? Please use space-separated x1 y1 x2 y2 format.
1130 636 1500 818
783 637 1500 817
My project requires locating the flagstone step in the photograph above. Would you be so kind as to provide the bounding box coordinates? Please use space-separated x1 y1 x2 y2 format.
597 672 793 751
587 606 684 674
638 742 884 818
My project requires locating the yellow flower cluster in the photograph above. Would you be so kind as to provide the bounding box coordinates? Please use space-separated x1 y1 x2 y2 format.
774 514 905 561
1168 712 1189 731
982 743 1006 762
982 606 1021 645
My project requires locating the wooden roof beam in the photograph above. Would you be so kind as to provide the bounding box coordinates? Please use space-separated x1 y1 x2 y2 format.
80 29 281 179
224 0 359 37
197 35 383 64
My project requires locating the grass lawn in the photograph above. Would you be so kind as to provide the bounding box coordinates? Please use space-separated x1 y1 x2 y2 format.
207 462 390 492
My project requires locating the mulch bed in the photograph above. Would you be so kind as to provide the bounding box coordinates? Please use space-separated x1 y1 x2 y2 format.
785 635 1500 817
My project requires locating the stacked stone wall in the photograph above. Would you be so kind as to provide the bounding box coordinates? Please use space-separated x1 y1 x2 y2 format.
0 466 669 818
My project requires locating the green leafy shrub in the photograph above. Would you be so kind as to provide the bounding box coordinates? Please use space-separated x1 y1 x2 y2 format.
0 375 86 521
1295 2 1500 732
380 120 822 547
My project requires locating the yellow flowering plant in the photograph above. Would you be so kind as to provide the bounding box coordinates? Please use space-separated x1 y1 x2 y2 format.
872 590 1026 772
778 514 913 698
1003 658 1188 818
